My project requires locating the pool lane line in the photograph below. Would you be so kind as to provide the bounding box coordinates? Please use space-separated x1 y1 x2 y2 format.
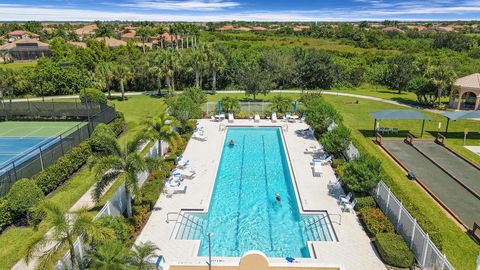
233 134 246 255
261 135 274 252
408 141 480 200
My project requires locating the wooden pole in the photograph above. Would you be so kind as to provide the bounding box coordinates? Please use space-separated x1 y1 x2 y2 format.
421 120 425 137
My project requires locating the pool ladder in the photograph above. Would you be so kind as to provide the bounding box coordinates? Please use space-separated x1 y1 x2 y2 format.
167 212 206 240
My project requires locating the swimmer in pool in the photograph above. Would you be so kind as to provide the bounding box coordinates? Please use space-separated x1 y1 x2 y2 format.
229 139 234 146
275 193 281 204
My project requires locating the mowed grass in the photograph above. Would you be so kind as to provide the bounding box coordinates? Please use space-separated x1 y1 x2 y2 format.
0 95 165 270
1 61 37 70
207 92 480 269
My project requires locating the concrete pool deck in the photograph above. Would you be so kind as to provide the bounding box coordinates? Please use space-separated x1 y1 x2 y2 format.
134 119 385 270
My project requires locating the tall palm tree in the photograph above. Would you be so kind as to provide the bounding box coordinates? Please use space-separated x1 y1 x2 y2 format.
190 47 207 89
88 240 128 270
269 95 292 113
94 62 114 98
25 202 113 270
0 68 17 103
207 47 226 93
113 63 134 101
164 50 180 94
142 109 179 156
128 241 159 270
147 51 166 94
137 27 151 54
92 134 146 218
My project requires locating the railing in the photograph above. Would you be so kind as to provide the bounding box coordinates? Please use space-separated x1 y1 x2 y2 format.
374 181 454 270
166 211 203 228
328 213 342 226
375 132 382 145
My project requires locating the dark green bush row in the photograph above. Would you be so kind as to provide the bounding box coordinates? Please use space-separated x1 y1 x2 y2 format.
109 111 126 136
96 216 133 245
0 198 12 231
354 196 376 211
375 233 414 268
359 207 395 236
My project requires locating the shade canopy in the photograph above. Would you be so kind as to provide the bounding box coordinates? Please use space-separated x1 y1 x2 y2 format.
369 110 432 121
442 111 480 121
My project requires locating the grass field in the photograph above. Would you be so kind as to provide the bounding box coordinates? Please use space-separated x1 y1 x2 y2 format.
1 61 37 70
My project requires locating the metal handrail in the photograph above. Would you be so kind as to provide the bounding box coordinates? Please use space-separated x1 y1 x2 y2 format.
329 213 342 225
282 124 288 131
306 215 327 229
166 211 203 228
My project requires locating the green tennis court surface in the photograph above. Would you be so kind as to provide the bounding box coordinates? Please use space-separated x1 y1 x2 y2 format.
382 140 480 229
0 121 85 137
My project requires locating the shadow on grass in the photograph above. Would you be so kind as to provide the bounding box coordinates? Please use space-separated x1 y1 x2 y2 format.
359 129 418 139
428 131 480 140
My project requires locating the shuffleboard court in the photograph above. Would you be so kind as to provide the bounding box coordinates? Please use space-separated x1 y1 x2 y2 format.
414 141 480 195
382 140 480 229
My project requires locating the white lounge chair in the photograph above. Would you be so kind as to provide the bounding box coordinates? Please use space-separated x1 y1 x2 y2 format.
177 158 190 168
304 145 323 154
166 182 187 194
192 132 208 141
271 112 277 123
228 113 234 123
173 168 196 179
341 199 356 212
338 192 352 205
299 116 305 123
312 162 323 177
254 114 260 122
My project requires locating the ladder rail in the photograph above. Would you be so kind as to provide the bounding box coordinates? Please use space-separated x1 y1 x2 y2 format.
166 211 203 228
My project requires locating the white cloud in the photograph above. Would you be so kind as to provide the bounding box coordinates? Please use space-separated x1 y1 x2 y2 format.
119 0 240 11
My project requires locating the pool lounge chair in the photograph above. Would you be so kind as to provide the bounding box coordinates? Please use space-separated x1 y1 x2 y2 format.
177 158 190 168
304 145 323 154
228 113 234 123
192 132 208 141
166 182 187 194
340 199 356 212
173 168 196 179
338 192 352 205
312 162 323 177
254 114 260 122
271 112 277 123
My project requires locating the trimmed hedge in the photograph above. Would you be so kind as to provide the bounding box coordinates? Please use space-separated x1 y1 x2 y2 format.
96 216 133 245
80 88 108 105
0 198 12 231
109 111 126 136
359 207 394 236
354 196 376 211
33 141 92 194
6 179 44 221
375 233 414 268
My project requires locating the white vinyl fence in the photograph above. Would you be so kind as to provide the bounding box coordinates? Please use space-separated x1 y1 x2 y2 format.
54 141 162 270
204 101 272 115
374 181 454 270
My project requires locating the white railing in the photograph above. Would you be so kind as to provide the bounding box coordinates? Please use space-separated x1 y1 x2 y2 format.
54 141 162 270
374 181 454 270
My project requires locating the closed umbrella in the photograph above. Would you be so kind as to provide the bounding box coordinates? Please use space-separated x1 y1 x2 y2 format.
293 101 297 113
217 101 222 113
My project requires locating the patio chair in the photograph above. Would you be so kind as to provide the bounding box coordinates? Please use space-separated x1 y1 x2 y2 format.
228 113 234 123
177 158 190 168
341 199 357 212
392 128 399 135
299 116 305 123
173 168 196 179
338 192 352 205
254 114 260 122
271 112 278 123
304 145 322 154
312 162 323 177
192 132 208 141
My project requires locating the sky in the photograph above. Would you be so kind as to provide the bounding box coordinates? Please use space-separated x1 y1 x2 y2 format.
1 0 480 21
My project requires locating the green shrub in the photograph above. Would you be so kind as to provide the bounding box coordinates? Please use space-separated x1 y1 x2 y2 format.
359 207 394 236
80 88 107 105
89 123 119 156
6 179 44 221
183 87 206 105
320 124 351 158
0 198 12 231
235 111 253 119
340 154 382 195
354 196 376 211
331 158 346 169
375 233 414 267
220 96 241 113
109 111 126 136
33 141 91 194
96 216 133 244
132 204 150 232
134 177 164 210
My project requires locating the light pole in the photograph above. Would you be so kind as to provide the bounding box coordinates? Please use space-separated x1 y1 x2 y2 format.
59 62 91 134
207 232 213 270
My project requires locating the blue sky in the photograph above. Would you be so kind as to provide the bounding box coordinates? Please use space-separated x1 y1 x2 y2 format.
1 0 480 21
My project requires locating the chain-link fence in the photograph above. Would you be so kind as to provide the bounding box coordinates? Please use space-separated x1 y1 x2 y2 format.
0 104 117 197
54 141 161 270
203 101 273 115
374 181 454 270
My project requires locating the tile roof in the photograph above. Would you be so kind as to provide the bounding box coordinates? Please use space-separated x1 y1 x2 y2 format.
0 38 48 51
454 73 480 90
96 37 127 47
75 24 98 36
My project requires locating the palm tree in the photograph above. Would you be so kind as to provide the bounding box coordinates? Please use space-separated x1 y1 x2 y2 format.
1 51 11 64
147 51 166 94
164 50 180 94
207 47 226 93
269 95 292 113
88 240 128 270
25 202 113 270
137 27 151 54
113 63 134 101
94 62 114 98
0 68 17 103
142 109 179 156
190 47 207 89
128 241 159 270
92 134 146 218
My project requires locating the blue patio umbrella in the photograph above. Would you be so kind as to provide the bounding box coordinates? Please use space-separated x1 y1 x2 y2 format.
293 101 297 113
217 101 222 113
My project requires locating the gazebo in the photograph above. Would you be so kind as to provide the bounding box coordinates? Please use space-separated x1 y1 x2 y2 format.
369 110 432 137
449 73 480 111
442 111 480 133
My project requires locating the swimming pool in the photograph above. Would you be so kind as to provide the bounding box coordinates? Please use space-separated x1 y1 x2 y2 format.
189 127 332 258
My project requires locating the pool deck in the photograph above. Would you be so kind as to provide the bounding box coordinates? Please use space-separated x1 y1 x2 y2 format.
134 119 385 270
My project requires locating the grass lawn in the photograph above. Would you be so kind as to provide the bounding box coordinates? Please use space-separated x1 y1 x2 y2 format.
1 61 37 70
207 91 480 269
0 95 165 270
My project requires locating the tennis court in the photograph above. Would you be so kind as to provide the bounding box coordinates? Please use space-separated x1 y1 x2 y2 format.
382 140 480 229
0 121 85 168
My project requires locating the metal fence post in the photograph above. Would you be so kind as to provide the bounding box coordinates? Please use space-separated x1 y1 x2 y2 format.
12 161 17 181
396 201 403 231
386 187 391 212
107 201 111 215
421 233 430 268
439 254 446 270
410 219 416 249
39 147 44 171
59 135 64 155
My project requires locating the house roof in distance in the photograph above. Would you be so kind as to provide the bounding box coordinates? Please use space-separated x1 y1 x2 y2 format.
453 73 480 90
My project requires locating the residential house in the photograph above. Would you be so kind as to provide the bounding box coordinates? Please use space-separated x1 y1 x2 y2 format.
121 31 137 42
382 27 405 33
0 38 50 61
8 30 39 42
96 37 127 48
217 25 235 31
75 24 98 40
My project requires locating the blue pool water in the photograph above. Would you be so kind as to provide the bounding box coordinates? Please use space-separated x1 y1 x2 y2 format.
0 137 57 169
196 127 315 258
